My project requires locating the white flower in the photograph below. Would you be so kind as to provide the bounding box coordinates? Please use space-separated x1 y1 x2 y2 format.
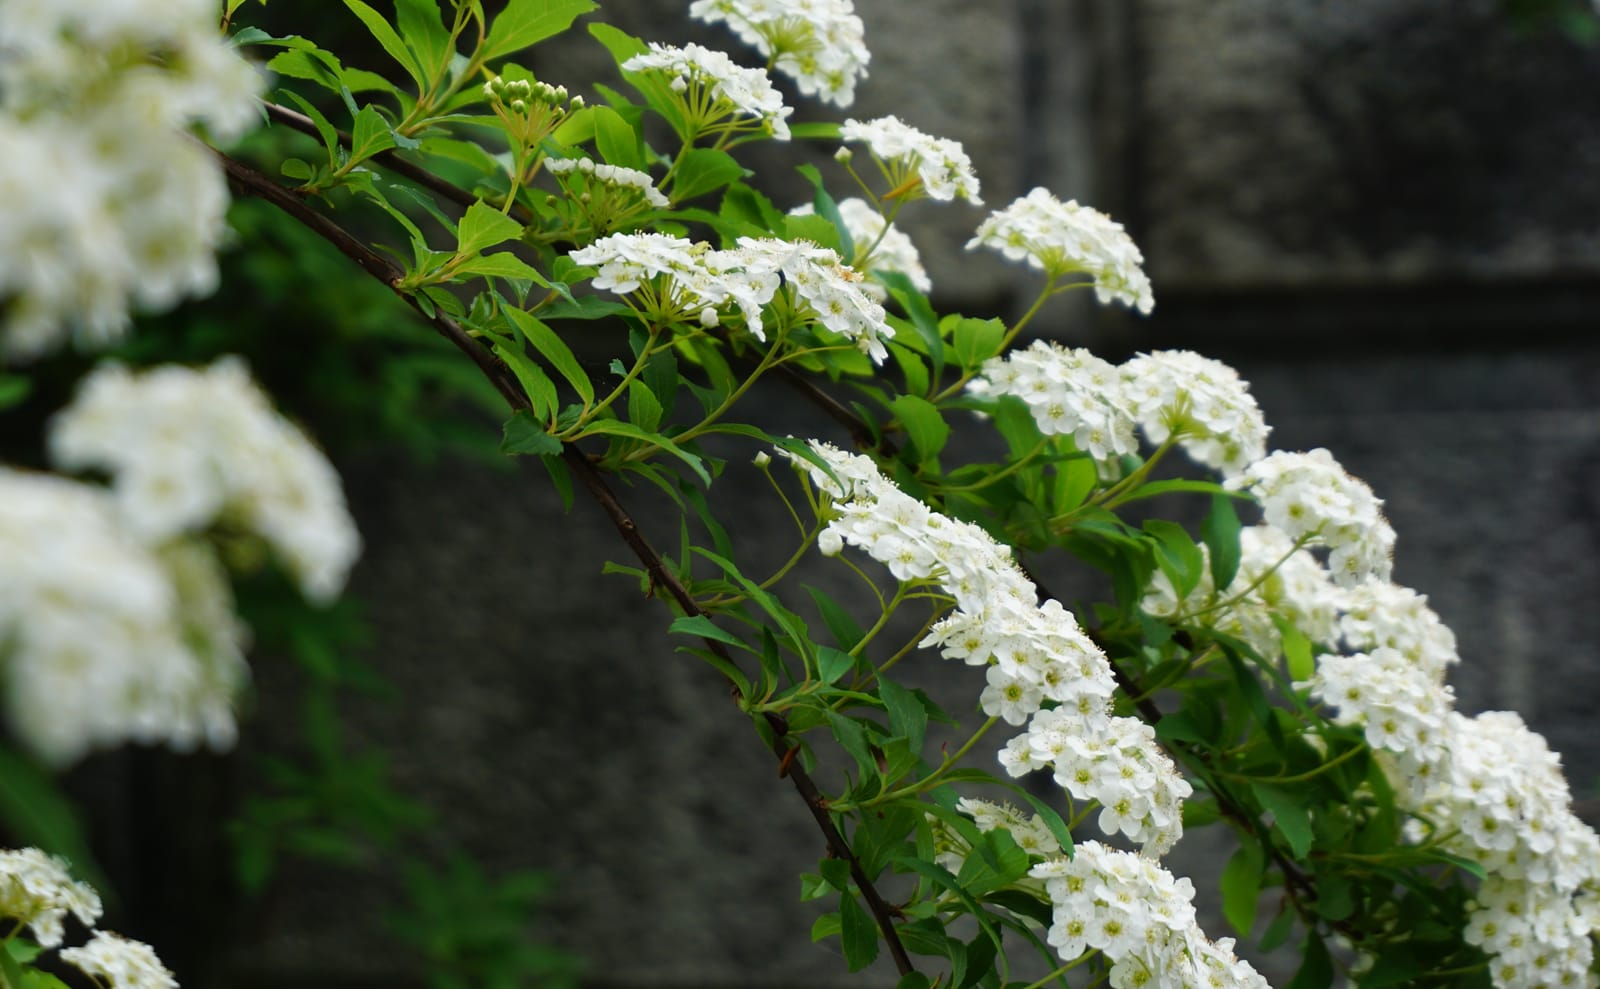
623 42 792 140
968 188 1153 314
0 847 102 947
790 198 931 301
0 469 248 764
1118 350 1269 477
1230 448 1394 586
974 341 1139 462
839 115 982 204
690 0 871 107
49 359 361 602
721 237 889 360
0 0 262 360
60 931 178 989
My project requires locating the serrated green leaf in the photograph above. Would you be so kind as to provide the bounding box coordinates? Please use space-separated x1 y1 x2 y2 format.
811 911 841 943
878 271 943 381
281 90 341 160
485 0 597 60
503 307 593 405
457 200 524 256
1144 519 1204 599
592 105 643 171
454 252 545 282
824 711 879 783
349 103 397 163
948 315 1005 371
1202 491 1243 591
394 0 452 84
1252 783 1314 859
670 147 746 202
342 0 423 86
627 379 663 432
1274 614 1316 682
796 163 853 260
889 394 949 464
500 409 562 456
877 677 926 753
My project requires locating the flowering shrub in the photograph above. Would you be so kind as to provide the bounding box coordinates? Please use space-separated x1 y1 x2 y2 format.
0 1 1596 988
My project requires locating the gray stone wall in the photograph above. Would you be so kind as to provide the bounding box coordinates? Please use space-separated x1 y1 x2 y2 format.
177 1 1600 986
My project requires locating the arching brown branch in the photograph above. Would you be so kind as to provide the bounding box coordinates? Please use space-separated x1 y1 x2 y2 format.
218 150 916 978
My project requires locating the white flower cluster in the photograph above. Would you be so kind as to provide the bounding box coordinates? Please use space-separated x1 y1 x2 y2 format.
1295 581 1598 986
0 0 262 360
838 115 983 204
689 0 870 107
975 342 1269 476
789 197 931 302
569 233 890 360
929 798 1063 877
545 156 670 209
968 187 1154 315
622 42 792 140
1142 524 1340 662
1031 842 1270 988
1 847 177 989
789 441 1192 855
50 359 361 602
0 468 246 764
1230 449 1395 587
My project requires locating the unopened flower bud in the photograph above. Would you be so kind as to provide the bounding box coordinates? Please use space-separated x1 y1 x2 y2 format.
670 76 689 93
833 146 853 164
753 451 771 468
510 99 527 114
570 95 586 110
699 307 719 328
818 528 844 556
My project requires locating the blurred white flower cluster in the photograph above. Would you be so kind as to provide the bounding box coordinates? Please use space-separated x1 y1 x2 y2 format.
968 187 1154 314
690 0 870 107
974 342 1270 477
1232 448 1396 587
790 197 931 302
788 440 1193 856
570 233 890 361
1 847 177 989
0 0 262 359
0 360 357 765
839 115 983 204
623 42 792 140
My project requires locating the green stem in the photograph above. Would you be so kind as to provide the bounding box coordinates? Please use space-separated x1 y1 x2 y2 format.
1016 950 1099 989
1170 532 1317 623
843 716 1000 809
931 279 1061 403
934 439 1050 493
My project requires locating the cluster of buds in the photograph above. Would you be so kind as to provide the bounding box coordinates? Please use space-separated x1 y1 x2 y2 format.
482 75 584 149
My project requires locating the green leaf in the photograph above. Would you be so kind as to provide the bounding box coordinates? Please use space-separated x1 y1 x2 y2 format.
500 409 562 456
1008 789 1075 857
878 271 943 382
811 911 841 943
1201 491 1243 590
584 419 712 486
342 0 423 86
457 200 524 256
795 163 853 260
955 828 1029 896
889 394 949 464
805 585 866 651
0 373 31 411
485 0 597 60
948 315 1005 371
667 615 751 652
592 105 644 171
1144 519 1205 599
896 974 934 989
1285 931 1333 989
670 148 746 203
1275 615 1316 683
394 0 452 84
838 891 880 972
503 307 594 405
893 856 1003 953
281 91 341 161
816 646 855 685
878 677 927 753
349 103 397 163
1052 455 1097 515
1252 783 1314 858
824 711 879 783
721 182 786 235
587 21 648 66
1220 839 1264 937
454 252 546 282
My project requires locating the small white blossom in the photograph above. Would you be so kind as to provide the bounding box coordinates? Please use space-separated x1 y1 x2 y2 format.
623 42 792 140
690 0 870 107
790 198 931 301
1230 448 1394 587
974 341 1139 462
968 187 1153 314
1119 351 1269 477
60 931 178 989
0 847 102 947
839 115 982 204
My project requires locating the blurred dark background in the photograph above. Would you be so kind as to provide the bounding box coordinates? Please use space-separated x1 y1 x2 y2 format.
16 1 1600 986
